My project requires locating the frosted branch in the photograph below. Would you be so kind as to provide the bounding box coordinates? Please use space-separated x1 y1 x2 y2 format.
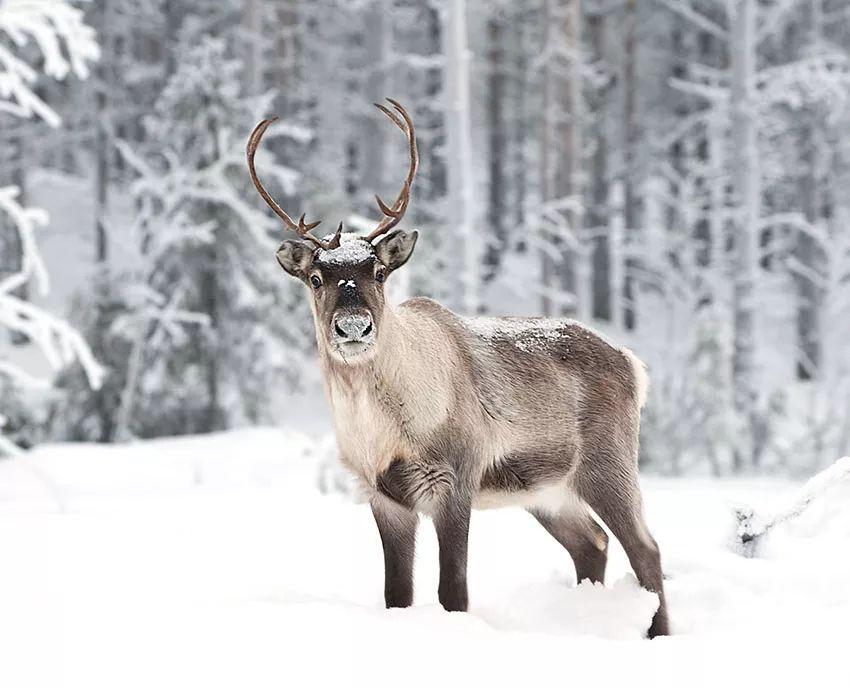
0 361 49 390
756 0 805 44
785 257 827 289
0 431 25 457
0 0 100 127
758 212 830 251
669 77 729 103
0 186 104 390
653 0 729 41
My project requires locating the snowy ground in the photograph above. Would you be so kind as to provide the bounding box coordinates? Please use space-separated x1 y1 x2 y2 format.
1 429 848 688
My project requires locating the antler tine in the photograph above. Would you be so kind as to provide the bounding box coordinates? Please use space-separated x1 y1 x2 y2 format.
247 118 337 250
374 102 407 134
372 102 413 214
365 99 419 242
386 98 419 188
375 188 405 217
297 214 321 233
329 221 343 247
247 118 298 231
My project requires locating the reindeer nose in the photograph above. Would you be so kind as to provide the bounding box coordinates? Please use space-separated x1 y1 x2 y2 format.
334 312 373 341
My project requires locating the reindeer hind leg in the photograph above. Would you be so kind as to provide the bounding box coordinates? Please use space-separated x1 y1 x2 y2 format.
529 497 608 585
575 466 669 638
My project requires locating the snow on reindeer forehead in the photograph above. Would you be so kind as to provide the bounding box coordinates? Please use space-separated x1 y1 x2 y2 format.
313 233 377 267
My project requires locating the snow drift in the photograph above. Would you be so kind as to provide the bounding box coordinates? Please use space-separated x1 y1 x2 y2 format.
0 430 847 687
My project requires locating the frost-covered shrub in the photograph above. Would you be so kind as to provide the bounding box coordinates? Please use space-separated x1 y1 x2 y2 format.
0 376 47 451
51 279 134 442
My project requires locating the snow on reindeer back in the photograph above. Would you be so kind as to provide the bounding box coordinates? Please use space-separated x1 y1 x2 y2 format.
463 316 603 354
315 233 375 266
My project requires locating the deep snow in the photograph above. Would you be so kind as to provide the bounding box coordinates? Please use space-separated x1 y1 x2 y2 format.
0 428 847 687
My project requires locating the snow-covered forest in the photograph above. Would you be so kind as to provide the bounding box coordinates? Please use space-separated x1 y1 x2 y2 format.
3 2 850 684
3 0 850 472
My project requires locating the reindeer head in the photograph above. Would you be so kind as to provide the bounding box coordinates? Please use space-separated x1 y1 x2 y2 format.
247 99 419 364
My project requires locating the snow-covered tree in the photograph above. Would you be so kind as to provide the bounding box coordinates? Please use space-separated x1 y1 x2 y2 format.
640 0 850 472
3 0 848 473
61 36 313 439
0 0 101 455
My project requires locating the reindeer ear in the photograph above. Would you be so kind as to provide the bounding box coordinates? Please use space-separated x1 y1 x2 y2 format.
276 240 314 279
374 229 418 272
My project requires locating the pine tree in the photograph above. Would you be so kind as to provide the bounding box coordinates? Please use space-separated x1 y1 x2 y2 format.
57 35 313 440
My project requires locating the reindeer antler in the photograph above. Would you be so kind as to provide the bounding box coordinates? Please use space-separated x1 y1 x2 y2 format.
365 99 419 243
246 117 342 250
248 101 417 252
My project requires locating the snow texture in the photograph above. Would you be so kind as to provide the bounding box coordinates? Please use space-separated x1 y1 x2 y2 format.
463 315 618 355
315 233 375 266
0 429 847 687
464 316 573 353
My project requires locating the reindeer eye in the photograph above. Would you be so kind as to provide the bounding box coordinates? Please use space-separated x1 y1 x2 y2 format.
375 269 386 284
310 275 322 289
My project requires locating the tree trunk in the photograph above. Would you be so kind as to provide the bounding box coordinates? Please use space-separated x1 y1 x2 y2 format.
608 180 625 330
564 0 588 321
622 0 637 329
444 0 478 314
540 0 585 318
511 11 529 243
796 128 821 381
200 108 222 432
540 0 555 316
361 0 392 213
730 0 759 471
94 0 110 266
484 12 507 283
7 129 29 346
587 9 608 321
795 1 824 381
243 0 264 97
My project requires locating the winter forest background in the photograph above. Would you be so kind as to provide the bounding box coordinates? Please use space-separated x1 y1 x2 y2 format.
2 0 850 478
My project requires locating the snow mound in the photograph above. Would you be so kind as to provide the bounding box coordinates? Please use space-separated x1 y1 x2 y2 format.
479 575 658 640
734 457 850 557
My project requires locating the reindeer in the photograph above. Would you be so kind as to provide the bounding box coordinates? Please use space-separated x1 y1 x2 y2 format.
247 99 669 637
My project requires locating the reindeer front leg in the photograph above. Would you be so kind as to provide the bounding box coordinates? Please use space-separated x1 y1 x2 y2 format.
433 490 471 612
375 457 470 612
370 497 418 608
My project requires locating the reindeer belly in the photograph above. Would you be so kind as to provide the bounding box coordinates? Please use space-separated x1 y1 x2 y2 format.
473 447 577 515
472 481 574 514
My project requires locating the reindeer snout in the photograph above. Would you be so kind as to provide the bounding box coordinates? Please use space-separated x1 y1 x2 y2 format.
333 312 373 341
